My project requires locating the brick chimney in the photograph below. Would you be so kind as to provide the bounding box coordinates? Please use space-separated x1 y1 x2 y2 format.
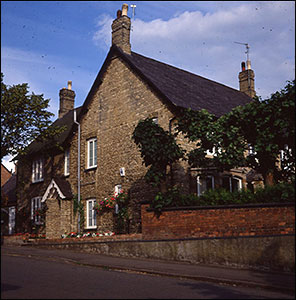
239 60 256 98
111 3 131 54
58 81 75 118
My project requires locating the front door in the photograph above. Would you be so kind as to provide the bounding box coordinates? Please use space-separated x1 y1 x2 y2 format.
8 206 16 235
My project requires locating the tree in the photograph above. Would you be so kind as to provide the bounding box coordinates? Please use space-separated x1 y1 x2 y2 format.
176 80 295 185
1 73 65 160
132 118 184 192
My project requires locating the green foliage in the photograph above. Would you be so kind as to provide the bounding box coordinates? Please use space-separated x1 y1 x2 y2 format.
150 183 295 214
73 194 85 231
176 80 295 184
132 118 184 189
114 192 130 234
253 182 295 203
1 73 65 159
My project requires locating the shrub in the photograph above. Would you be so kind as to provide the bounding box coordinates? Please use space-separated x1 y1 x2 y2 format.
150 182 295 213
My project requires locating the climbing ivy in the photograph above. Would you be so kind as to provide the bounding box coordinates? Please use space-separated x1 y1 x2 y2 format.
132 118 184 191
73 194 85 231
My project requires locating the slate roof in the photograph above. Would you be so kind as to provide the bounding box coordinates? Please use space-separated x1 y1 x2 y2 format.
22 106 82 157
1 174 16 206
53 176 73 199
125 51 253 117
21 45 253 156
41 177 73 202
79 45 253 121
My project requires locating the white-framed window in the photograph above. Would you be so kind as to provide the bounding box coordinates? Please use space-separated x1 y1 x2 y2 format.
86 199 97 229
248 144 256 156
8 206 16 235
222 176 242 192
87 138 97 169
197 175 215 196
280 144 293 170
31 197 43 225
206 147 216 156
64 149 70 176
114 184 122 196
32 158 44 183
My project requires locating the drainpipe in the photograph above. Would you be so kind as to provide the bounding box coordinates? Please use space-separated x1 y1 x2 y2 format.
73 109 81 233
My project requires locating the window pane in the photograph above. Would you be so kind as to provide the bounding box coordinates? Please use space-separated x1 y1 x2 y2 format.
232 178 242 191
65 150 70 175
89 141 93 167
93 205 96 226
88 201 92 226
222 177 231 191
94 139 97 166
206 177 213 190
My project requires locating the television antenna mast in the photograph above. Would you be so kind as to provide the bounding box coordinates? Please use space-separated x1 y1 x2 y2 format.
131 4 136 20
234 41 250 61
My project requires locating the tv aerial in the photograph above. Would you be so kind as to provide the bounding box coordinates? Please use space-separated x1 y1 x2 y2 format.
131 4 136 20
234 41 250 61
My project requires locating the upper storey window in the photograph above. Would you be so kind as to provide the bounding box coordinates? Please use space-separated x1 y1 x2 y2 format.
87 138 97 169
64 149 70 176
32 158 44 183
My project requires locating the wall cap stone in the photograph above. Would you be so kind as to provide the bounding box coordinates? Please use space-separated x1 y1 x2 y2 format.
144 202 295 212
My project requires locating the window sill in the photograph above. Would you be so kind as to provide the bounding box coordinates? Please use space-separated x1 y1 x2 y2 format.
31 179 44 184
85 166 97 172
85 226 97 230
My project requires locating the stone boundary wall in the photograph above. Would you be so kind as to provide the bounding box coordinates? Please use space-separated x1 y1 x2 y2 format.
141 203 295 240
20 234 295 272
3 233 142 246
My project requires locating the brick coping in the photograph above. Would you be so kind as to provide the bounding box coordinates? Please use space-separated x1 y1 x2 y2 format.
144 202 295 212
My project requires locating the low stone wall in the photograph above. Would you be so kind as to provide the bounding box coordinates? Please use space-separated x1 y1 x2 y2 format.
141 203 295 240
21 234 295 272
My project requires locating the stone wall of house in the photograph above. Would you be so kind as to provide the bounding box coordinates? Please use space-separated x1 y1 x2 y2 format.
141 203 295 240
46 193 73 239
71 53 180 234
16 151 72 236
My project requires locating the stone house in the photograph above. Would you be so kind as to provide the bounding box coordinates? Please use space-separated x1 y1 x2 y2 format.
15 4 256 239
1 164 16 235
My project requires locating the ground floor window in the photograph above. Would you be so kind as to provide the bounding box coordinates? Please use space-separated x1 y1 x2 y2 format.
197 175 215 196
222 176 242 192
31 197 43 225
86 199 97 229
8 206 16 235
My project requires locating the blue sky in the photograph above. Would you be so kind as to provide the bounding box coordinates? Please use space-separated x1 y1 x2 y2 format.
1 1 295 171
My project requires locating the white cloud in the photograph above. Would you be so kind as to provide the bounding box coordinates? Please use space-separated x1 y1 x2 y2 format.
93 14 113 50
92 1 295 99
2 155 16 173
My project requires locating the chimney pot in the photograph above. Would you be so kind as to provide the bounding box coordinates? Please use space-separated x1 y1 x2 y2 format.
122 3 128 16
117 9 122 18
247 60 251 70
67 81 72 90
241 62 246 71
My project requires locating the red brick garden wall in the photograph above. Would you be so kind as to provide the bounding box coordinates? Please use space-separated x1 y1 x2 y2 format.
141 203 295 240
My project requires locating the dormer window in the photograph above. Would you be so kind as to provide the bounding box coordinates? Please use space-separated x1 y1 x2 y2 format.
64 149 70 176
32 158 44 183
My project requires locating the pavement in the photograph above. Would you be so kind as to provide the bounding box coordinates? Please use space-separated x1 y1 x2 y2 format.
1 244 295 296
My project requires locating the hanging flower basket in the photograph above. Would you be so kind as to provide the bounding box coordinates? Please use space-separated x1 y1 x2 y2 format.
94 192 128 214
